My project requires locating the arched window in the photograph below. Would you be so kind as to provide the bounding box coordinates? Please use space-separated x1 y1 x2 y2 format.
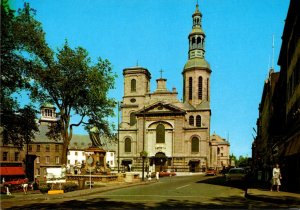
125 138 131 152
196 115 201 127
156 124 165 143
189 116 194 126
130 112 136 126
192 37 196 49
191 137 199 152
131 79 136 92
189 77 193 100
197 37 201 48
198 76 203 100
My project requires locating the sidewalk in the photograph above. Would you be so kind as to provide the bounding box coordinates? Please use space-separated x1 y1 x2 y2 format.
246 188 300 205
2 180 152 201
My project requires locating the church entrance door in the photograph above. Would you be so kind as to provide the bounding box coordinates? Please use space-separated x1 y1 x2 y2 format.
153 152 167 172
189 160 200 172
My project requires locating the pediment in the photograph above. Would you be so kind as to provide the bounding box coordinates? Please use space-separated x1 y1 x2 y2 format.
135 102 186 116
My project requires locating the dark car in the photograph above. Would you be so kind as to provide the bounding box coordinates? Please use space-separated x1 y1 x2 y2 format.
225 168 246 182
206 168 217 176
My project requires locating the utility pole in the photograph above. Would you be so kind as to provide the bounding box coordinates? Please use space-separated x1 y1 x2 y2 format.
142 106 145 181
117 101 120 173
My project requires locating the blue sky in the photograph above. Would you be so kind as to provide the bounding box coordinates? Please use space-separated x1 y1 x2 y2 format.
11 0 290 157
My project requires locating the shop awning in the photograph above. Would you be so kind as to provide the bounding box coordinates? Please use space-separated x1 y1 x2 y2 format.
0 166 25 176
189 159 200 163
121 159 132 164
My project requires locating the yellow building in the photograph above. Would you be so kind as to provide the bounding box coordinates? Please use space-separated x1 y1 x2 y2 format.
118 4 229 173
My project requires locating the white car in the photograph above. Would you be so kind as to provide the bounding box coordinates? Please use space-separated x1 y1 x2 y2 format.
226 168 246 182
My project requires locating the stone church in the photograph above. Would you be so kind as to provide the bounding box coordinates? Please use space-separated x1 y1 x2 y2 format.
118 4 229 172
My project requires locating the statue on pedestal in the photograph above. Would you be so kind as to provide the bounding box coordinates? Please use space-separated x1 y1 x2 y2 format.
89 126 102 147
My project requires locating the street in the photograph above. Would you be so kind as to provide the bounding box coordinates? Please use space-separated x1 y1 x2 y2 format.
2 174 298 209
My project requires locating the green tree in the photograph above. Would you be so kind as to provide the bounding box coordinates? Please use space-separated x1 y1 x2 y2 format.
1 1 51 145
29 41 117 164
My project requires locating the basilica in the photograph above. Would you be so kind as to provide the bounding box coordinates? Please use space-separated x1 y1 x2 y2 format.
118 4 230 173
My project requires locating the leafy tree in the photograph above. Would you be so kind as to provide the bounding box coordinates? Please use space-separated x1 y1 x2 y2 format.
29 41 117 164
230 154 249 167
1 1 51 145
2 106 39 146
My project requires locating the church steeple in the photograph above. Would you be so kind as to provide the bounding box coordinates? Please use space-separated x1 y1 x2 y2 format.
182 3 211 106
189 3 205 59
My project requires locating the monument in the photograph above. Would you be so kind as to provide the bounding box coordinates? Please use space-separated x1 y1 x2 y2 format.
84 126 107 174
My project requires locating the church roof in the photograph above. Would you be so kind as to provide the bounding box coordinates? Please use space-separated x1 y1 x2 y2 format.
135 101 186 116
69 135 91 149
32 124 63 143
210 133 230 145
184 58 210 70
69 134 117 151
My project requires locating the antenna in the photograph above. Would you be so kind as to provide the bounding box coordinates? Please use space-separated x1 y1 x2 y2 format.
136 60 139 66
271 35 274 70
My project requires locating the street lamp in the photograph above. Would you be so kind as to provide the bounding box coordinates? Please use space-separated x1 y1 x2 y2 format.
142 106 145 181
117 101 120 173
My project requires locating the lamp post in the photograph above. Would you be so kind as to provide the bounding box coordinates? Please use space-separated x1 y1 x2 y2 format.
142 106 146 181
117 101 120 173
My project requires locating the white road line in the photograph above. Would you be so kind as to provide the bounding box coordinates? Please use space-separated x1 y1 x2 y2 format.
175 184 190 190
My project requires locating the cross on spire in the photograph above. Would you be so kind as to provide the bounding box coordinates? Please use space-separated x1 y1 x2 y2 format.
159 69 164 78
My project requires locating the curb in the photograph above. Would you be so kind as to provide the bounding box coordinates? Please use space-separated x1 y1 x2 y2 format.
245 189 300 205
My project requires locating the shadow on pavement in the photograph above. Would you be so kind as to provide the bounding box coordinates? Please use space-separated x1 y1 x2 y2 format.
195 176 247 191
4 196 284 210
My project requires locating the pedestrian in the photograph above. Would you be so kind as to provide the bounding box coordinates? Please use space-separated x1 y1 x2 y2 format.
156 171 159 182
22 178 29 194
6 186 11 195
270 163 282 192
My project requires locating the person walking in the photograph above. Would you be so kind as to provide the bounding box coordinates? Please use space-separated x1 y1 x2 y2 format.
270 163 282 192
156 171 159 182
22 178 29 194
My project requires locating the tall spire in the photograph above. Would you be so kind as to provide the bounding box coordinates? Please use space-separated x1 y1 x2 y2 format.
188 3 205 59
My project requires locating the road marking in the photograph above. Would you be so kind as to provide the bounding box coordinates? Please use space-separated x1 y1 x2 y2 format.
176 184 190 190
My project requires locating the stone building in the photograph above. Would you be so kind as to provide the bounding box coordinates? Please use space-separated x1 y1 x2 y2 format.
27 104 64 181
253 0 300 192
210 133 230 170
118 4 228 173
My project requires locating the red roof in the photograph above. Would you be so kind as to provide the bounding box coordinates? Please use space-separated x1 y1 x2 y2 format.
0 166 25 176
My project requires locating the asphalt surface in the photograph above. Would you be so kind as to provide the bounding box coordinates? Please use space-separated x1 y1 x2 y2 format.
1 174 299 209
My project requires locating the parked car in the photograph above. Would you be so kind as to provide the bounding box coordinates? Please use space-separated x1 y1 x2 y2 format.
206 168 217 176
159 171 176 177
225 168 246 182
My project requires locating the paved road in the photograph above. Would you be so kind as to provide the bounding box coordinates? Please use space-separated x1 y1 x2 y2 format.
2 175 298 209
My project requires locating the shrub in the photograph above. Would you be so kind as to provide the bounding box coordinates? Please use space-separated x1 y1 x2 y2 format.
39 185 51 194
63 182 79 192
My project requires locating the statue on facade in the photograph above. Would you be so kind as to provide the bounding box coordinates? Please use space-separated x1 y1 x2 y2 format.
89 126 102 147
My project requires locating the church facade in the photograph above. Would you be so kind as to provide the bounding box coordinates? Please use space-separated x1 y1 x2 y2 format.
118 4 228 172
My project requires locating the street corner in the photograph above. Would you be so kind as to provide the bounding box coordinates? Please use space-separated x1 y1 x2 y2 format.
246 188 300 205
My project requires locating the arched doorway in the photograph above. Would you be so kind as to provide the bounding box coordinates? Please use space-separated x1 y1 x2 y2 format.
151 152 167 172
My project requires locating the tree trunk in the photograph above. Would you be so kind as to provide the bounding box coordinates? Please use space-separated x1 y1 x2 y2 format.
61 143 68 165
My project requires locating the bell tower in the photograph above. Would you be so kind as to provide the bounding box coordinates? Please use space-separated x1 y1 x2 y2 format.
182 3 211 107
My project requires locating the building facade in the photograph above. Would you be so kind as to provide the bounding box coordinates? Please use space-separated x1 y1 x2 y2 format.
210 133 230 170
118 4 228 173
253 0 300 193
27 104 64 181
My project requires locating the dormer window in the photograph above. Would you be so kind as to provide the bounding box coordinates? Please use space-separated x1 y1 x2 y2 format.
45 109 53 117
